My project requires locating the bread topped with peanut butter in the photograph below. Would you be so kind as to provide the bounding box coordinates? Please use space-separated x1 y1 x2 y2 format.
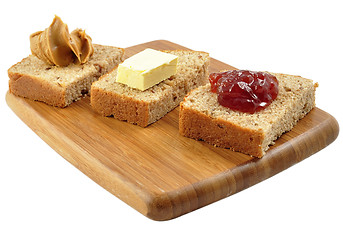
8 16 124 107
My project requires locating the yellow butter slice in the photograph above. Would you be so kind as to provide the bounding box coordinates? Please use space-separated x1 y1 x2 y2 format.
116 48 178 91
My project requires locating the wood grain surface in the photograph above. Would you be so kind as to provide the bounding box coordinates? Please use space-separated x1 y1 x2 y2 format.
6 40 339 221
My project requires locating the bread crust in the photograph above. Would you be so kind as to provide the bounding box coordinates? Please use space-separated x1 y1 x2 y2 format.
179 104 265 157
91 87 150 127
9 71 67 107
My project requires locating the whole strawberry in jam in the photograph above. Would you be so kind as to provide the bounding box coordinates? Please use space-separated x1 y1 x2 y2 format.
209 70 279 113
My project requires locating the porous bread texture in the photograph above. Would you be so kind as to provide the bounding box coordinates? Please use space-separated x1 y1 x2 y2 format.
91 50 210 127
179 72 318 158
8 44 124 107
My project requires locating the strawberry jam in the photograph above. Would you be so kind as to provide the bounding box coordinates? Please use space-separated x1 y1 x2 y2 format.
209 70 279 113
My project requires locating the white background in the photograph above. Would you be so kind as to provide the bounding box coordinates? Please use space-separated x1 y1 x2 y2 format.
1 0 342 239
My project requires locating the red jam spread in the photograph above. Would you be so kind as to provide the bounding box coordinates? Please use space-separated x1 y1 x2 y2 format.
209 70 279 113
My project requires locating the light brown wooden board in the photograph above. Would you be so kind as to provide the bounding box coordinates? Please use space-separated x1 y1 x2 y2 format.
6 40 339 221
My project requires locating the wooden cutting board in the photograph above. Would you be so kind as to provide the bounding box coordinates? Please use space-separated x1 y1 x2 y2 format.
6 40 339 221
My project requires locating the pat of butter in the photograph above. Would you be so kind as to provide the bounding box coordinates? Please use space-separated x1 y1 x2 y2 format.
116 48 178 91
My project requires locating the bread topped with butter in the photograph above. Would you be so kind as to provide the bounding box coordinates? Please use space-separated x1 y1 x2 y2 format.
91 49 210 127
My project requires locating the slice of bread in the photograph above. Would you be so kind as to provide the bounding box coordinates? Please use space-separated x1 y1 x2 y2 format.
90 50 210 127
179 72 318 158
8 44 124 107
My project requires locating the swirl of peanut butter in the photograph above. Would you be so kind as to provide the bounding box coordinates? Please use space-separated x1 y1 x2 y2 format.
30 16 94 66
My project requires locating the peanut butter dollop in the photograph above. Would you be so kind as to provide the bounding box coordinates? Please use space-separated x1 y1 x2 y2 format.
30 16 94 66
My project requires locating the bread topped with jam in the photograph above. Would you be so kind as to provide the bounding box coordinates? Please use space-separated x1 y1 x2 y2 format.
179 70 318 158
